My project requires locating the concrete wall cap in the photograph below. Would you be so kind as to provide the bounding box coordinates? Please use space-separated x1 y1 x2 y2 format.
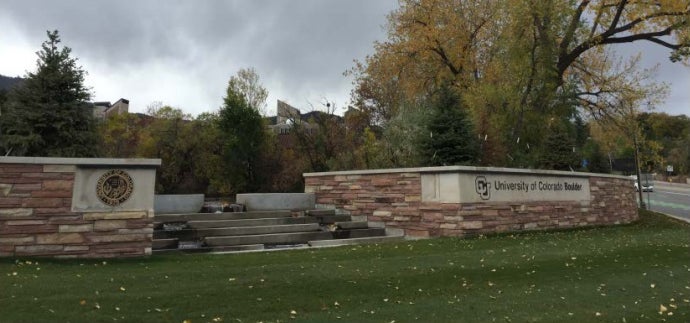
304 165 632 180
0 157 161 167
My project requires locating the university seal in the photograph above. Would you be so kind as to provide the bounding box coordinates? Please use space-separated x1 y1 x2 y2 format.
96 169 134 206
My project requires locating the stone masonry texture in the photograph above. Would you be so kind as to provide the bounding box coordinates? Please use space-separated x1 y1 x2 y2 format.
304 171 637 238
0 163 153 258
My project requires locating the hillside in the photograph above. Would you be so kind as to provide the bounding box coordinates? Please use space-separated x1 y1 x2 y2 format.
0 74 24 91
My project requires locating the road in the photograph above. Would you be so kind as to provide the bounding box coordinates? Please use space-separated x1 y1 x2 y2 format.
638 181 690 222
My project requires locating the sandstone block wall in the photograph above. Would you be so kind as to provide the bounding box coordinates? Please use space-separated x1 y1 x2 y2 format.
0 158 159 258
304 168 637 238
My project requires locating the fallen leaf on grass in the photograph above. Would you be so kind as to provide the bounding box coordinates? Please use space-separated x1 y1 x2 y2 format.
659 304 667 314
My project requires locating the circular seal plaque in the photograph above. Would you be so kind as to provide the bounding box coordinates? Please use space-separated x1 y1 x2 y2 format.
96 169 134 206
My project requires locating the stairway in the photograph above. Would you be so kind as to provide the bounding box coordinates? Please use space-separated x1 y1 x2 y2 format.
153 209 403 253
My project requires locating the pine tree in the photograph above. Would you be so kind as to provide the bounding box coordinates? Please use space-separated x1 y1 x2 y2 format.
538 121 580 171
0 30 98 157
420 85 478 166
587 143 611 173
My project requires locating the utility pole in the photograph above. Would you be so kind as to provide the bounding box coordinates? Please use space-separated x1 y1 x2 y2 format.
633 134 646 210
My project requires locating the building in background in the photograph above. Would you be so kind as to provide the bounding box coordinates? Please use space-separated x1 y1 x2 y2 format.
92 98 129 120
266 100 321 139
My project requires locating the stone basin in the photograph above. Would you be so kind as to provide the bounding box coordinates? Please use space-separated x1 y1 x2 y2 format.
154 194 204 214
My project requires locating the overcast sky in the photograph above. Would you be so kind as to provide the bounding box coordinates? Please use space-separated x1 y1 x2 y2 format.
0 1 687 117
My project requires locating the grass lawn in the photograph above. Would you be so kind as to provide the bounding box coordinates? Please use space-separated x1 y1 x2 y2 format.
1 210 689 323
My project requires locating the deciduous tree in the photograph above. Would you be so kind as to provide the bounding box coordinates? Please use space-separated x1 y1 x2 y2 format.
225 67 269 115
218 77 266 193
351 0 689 167
137 104 197 193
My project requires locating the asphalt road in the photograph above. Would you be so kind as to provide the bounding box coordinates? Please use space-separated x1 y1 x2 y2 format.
638 181 690 222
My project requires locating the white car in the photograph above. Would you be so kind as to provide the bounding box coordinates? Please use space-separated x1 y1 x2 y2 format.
630 175 654 192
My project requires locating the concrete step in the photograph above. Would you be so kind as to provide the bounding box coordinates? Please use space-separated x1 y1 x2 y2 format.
205 228 386 247
305 209 336 216
187 216 318 229
184 214 350 229
210 244 265 252
195 223 321 238
153 219 327 240
154 210 292 223
152 217 330 240
206 231 331 247
308 235 405 247
336 221 368 230
153 244 264 254
327 227 387 240
313 214 351 224
152 238 178 250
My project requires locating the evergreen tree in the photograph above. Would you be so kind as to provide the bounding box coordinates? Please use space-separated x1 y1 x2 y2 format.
537 121 580 171
586 141 610 173
420 85 478 166
0 30 98 157
217 81 266 193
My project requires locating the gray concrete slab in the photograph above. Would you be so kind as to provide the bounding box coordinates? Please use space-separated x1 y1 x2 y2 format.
195 223 320 237
152 238 178 249
205 231 333 246
336 221 369 230
154 210 292 223
308 235 404 247
205 228 387 246
306 209 336 216
187 217 318 229
154 194 204 214
0 156 161 167
236 193 315 211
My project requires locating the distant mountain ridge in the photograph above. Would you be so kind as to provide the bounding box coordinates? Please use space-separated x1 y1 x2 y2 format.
0 74 24 91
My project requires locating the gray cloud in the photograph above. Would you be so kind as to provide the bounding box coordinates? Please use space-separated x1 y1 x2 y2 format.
0 0 397 114
0 0 686 117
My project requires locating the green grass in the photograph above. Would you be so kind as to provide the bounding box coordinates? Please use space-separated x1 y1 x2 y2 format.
1 210 689 323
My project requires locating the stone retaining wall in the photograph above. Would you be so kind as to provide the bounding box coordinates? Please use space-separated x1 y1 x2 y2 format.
0 157 160 258
304 166 637 238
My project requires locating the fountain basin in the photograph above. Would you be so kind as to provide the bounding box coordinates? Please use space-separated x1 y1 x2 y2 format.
154 194 205 214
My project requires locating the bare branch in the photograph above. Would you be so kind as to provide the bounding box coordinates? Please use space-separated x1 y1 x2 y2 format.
560 0 591 58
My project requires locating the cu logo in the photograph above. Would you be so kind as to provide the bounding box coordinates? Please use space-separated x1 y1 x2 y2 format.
475 176 490 200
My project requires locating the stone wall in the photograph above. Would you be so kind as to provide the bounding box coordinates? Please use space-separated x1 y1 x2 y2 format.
304 167 637 238
0 157 160 258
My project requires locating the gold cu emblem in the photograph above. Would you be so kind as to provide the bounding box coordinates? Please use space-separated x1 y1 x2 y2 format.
96 169 134 206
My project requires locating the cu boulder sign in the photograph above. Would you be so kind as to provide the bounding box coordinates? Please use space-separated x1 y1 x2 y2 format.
422 173 590 203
